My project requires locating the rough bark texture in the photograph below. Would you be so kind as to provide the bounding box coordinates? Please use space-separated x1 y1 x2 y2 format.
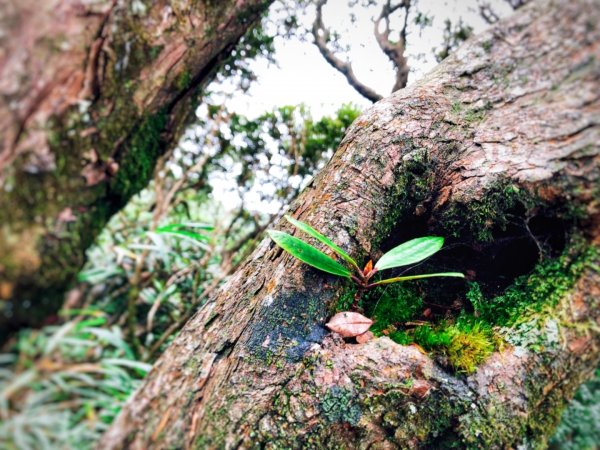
0 0 271 337
102 0 599 448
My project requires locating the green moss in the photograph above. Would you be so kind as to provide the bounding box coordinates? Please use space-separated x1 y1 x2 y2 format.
463 108 487 124
528 387 571 447
334 284 358 312
363 284 424 336
110 110 168 204
410 318 496 374
175 69 193 91
149 44 164 60
353 276 496 373
458 399 528 449
361 379 466 448
413 325 453 349
320 386 361 425
470 240 598 326
446 321 495 374
451 101 462 114
387 330 413 345
441 181 535 242
373 146 434 248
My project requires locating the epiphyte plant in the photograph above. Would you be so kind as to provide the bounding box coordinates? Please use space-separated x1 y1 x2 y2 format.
267 215 464 288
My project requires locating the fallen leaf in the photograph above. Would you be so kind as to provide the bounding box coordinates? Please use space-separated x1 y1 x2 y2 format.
356 331 374 344
326 311 373 338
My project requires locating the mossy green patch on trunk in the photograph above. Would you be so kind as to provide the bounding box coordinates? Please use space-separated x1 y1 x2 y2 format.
372 145 435 250
440 181 536 243
109 110 168 206
352 237 597 375
472 238 598 328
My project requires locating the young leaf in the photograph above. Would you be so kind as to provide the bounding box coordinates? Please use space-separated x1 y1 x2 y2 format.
326 312 373 337
267 230 352 278
363 259 373 276
284 215 360 271
375 236 445 271
371 272 465 286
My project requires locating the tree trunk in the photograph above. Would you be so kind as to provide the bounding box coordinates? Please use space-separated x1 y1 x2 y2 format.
101 0 599 448
0 0 272 337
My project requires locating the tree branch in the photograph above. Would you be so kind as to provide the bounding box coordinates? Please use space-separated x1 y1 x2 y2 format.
373 0 411 92
312 0 383 102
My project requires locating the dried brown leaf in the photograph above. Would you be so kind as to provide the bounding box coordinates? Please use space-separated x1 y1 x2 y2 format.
326 311 373 338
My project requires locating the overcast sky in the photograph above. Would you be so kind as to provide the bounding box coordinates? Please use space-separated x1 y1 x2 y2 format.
224 0 513 118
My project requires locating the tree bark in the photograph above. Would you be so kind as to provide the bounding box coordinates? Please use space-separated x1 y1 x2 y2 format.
0 0 272 337
101 0 599 448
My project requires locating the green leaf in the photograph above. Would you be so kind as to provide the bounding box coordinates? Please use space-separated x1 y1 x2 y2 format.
375 237 445 271
77 266 124 283
156 222 214 232
372 272 465 286
284 215 359 270
267 230 351 278
156 229 209 242
154 228 210 250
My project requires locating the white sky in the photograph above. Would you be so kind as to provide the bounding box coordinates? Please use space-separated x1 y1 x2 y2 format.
224 0 513 118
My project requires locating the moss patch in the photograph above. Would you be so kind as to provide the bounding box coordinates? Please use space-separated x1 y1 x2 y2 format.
441 181 535 243
362 284 424 335
445 320 495 373
110 110 168 206
353 237 597 375
469 238 598 327
372 145 435 249
320 386 361 425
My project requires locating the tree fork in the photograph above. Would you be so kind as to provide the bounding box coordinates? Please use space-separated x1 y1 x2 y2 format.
0 0 273 338
101 0 599 448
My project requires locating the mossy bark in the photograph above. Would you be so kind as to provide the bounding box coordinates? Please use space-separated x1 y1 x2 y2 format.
0 0 272 338
101 0 599 448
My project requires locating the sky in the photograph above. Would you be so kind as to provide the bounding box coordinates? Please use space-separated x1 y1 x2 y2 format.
224 0 513 118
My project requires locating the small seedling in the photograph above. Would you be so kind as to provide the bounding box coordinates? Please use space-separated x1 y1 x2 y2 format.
267 215 464 289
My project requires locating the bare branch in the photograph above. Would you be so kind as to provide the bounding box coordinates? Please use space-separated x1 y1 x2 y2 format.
479 0 531 24
312 0 383 102
373 0 411 92
478 2 501 24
